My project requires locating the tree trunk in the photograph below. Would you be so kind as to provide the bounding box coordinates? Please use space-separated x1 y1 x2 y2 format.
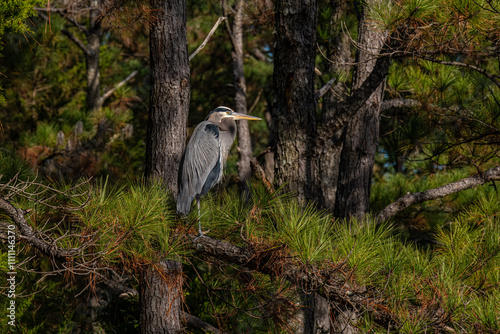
86 0 102 112
334 0 388 219
272 2 331 333
228 0 253 192
317 0 354 210
272 0 318 202
143 1 190 333
145 0 190 193
140 261 183 334
301 2 359 333
272 1 392 332
298 292 331 334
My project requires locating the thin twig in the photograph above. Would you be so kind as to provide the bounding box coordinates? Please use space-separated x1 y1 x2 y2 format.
248 89 263 115
35 7 89 35
189 17 227 62
101 70 138 102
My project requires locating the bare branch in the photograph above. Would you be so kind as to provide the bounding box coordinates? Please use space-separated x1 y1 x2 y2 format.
35 7 89 35
471 0 500 14
248 89 263 115
102 277 138 298
250 154 274 193
315 77 337 102
0 176 94 261
36 11 89 54
182 311 224 334
380 98 421 112
376 165 500 222
318 52 392 141
0 198 78 258
250 48 269 62
1 177 92 211
60 28 89 55
222 0 236 49
189 17 227 62
101 70 138 103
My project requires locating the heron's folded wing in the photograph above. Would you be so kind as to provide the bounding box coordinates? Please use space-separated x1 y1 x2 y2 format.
179 122 221 199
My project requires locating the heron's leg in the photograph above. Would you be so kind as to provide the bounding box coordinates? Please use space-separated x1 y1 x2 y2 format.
194 196 208 240
197 197 203 236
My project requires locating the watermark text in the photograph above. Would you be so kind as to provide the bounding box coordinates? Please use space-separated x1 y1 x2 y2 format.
6 224 16 327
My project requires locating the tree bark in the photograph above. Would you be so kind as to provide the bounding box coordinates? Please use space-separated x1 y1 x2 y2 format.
304 2 358 332
86 0 102 112
145 0 190 194
272 1 394 332
334 0 388 219
140 261 183 334
272 2 335 332
226 0 254 192
272 0 318 202
317 0 354 210
296 291 331 334
142 1 190 333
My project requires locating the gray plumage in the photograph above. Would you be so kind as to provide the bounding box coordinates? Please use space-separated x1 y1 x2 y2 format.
177 106 261 219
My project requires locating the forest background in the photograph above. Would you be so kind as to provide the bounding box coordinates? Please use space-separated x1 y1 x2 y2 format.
1 0 500 333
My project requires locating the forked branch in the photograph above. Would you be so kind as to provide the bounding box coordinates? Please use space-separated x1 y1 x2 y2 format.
0 197 80 258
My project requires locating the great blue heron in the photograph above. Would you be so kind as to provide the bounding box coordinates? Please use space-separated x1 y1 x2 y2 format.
177 106 261 235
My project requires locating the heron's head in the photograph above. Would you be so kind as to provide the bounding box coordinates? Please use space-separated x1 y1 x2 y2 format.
207 106 261 124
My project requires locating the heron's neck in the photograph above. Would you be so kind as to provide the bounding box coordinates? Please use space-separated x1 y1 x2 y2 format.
218 119 237 137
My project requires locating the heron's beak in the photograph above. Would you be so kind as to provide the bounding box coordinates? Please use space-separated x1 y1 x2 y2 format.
231 112 262 121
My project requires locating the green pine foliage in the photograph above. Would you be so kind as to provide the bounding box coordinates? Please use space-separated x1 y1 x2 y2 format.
0 149 34 181
1 156 499 332
0 11 147 180
382 57 500 169
0 0 47 103
187 182 500 332
62 178 186 268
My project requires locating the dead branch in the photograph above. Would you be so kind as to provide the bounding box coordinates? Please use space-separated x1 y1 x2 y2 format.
250 154 274 193
35 7 89 35
1 175 92 210
376 165 500 222
0 175 95 261
315 77 337 102
0 197 79 258
380 98 421 112
101 70 138 103
189 17 227 62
